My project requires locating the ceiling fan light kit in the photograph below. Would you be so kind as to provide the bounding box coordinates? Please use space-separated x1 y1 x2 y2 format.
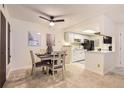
49 21 55 26
39 15 64 26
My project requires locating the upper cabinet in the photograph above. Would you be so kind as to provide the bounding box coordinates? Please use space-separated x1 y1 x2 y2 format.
64 32 74 43
64 32 89 43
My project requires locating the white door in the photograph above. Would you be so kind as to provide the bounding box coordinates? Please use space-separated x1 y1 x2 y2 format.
120 32 124 66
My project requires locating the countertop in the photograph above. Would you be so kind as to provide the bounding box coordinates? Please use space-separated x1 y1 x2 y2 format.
85 50 114 53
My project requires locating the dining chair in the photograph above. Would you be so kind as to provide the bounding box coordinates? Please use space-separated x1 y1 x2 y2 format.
39 49 46 54
61 51 66 70
30 50 49 75
49 51 65 80
60 47 67 70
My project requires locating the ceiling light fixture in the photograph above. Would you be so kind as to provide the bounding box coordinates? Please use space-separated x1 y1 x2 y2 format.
49 21 55 26
36 33 41 35
82 30 98 34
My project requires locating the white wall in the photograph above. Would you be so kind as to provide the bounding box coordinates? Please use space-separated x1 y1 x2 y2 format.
11 18 64 71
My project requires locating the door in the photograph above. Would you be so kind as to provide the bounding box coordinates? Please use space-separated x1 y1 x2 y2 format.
0 11 6 88
120 32 124 66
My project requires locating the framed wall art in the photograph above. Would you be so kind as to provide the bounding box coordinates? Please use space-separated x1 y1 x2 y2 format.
28 31 41 46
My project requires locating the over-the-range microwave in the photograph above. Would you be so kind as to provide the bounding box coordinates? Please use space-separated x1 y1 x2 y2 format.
74 39 81 43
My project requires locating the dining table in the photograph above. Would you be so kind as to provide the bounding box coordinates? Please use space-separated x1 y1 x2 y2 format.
36 53 53 61
35 52 67 61
35 53 52 74
35 52 67 75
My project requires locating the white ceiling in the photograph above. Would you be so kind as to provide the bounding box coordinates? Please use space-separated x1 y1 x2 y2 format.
6 4 124 29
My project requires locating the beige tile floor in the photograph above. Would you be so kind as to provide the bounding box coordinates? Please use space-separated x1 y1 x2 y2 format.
3 63 124 88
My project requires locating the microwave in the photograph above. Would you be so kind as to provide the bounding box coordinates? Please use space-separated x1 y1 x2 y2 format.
103 36 112 44
74 39 81 43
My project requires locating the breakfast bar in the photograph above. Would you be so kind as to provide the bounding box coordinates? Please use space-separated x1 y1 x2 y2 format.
85 51 115 75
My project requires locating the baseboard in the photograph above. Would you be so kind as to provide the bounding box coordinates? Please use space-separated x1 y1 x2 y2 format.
85 68 104 76
6 67 12 79
11 66 31 72
116 65 124 68
104 68 114 75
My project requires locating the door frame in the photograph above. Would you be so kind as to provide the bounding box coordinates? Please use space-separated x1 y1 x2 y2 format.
119 31 124 67
8 22 11 64
0 11 6 88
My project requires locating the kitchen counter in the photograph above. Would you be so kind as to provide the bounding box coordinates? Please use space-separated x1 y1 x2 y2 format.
86 50 114 53
85 51 115 75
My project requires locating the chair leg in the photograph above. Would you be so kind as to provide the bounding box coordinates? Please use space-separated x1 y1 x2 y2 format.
52 69 55 80
42 67 45 72
62 67 64 80
31 65 34 75
64 63 66 71
46 66 49 75
32 64 36 75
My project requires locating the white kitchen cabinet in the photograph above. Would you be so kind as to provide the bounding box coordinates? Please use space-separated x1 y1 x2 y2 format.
64 32 74 43
74 34 82 40
64 32 89 43
72 49 85 62
69 33 74 43
85 51 115 75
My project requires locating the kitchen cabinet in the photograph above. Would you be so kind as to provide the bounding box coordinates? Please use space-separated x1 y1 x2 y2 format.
64 32 74 43
65 32 88 43
73 34 80 39
85 51 115 75
69 33 74 43
72 49 85 62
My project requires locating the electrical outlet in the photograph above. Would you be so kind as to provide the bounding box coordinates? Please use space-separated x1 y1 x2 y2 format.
97 64 100 68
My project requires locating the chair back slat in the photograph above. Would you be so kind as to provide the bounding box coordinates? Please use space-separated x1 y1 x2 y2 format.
50 51 66 80
51 51 66 67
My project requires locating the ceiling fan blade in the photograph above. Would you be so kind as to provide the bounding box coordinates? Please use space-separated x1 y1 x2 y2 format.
53 19 64 22
39 16 50 21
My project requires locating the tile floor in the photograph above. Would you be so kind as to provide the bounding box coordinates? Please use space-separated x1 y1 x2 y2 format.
3 63 124 88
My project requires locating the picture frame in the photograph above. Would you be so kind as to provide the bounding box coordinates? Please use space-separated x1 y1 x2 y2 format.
28 31 41 46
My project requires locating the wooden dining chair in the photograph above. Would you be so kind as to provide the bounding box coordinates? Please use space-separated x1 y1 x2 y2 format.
30 50 49 75
49 51 65 80
60 47 67 70
39 49 46 54
61 51 66 70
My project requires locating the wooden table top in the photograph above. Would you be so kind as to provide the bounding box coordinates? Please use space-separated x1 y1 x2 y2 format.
36 53 67 59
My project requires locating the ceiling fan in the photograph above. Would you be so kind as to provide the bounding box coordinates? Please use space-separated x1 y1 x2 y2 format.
39 16 64 26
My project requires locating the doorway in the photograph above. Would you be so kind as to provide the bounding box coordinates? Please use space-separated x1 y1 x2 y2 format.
0 11 6 88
